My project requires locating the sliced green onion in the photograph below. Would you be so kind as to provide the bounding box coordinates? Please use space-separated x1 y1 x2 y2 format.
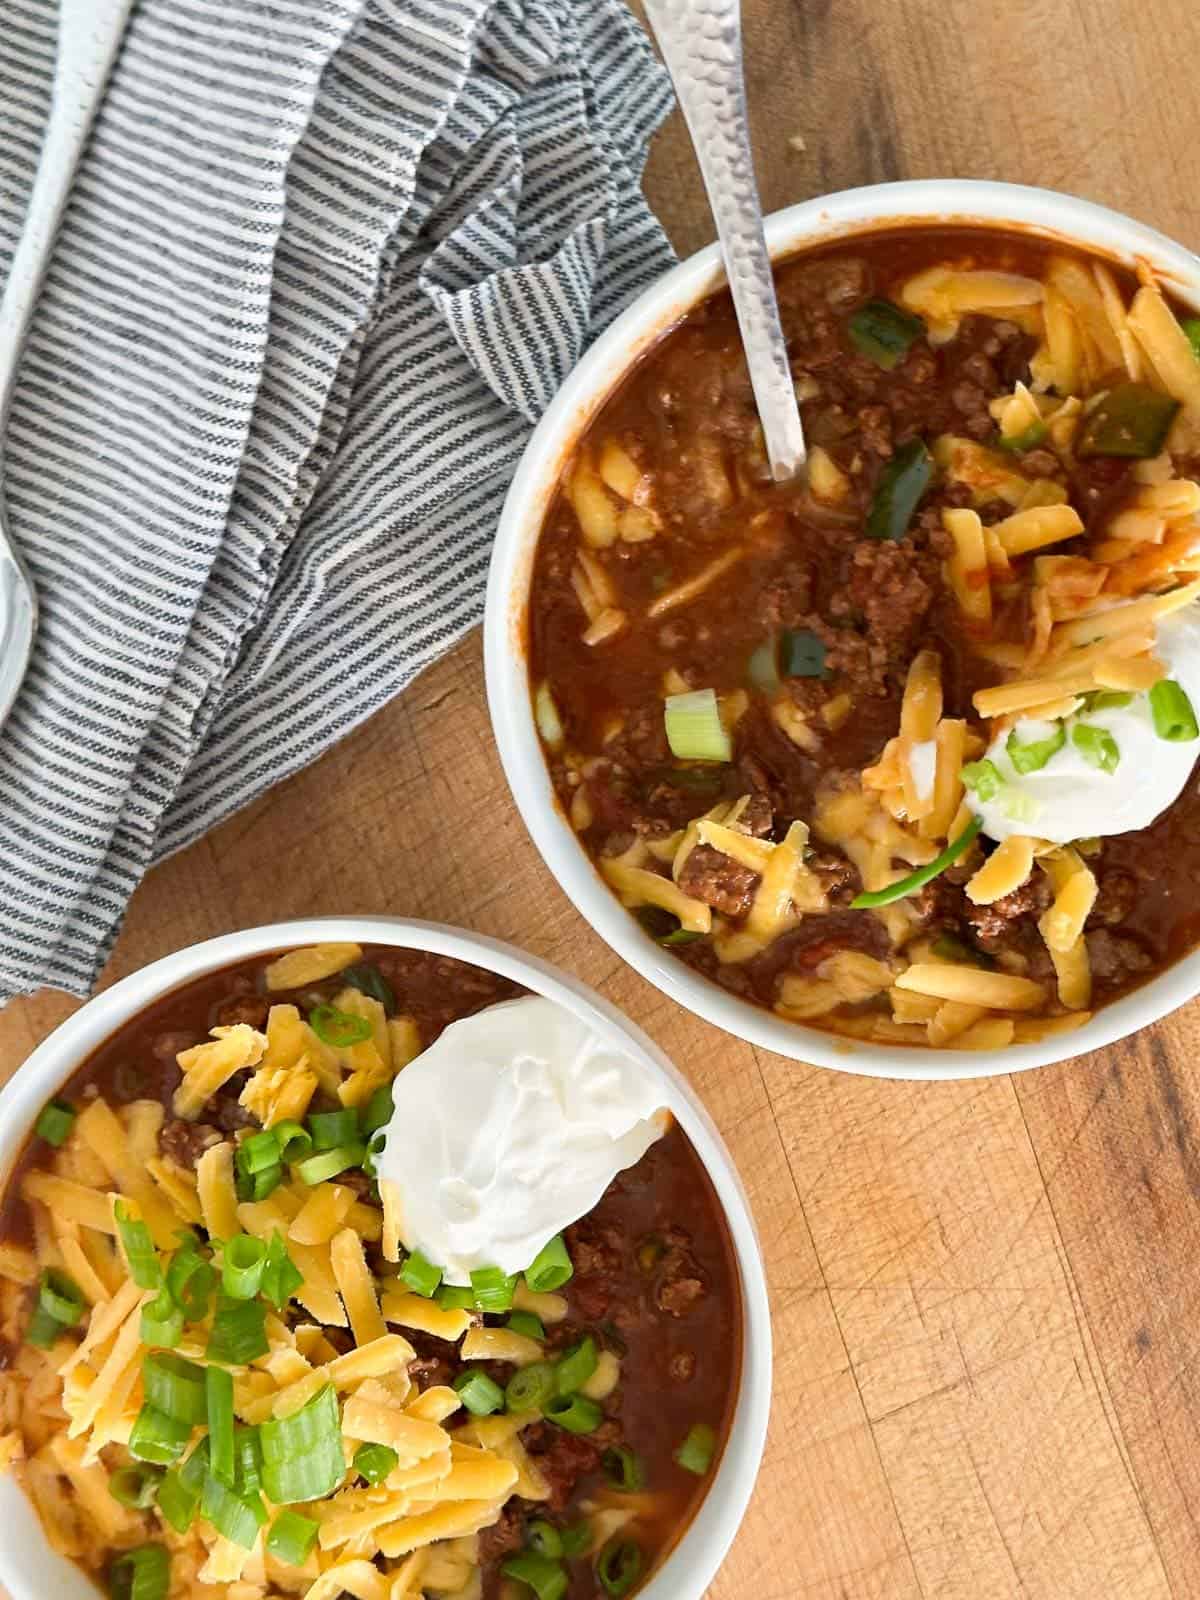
675 1421 717 1475
1001 787 1040 822
156 1438 209 1535
166 1248 214 1324
308 1109 361 1150
206 1364 236 1486
779 627 827 679
360 1083 395 1137
1077 383 1180 458
501 1551 569 1600
865 437 933 541
266 1508 320 1567
112 1061 147 1101
470 1265 518 1313
155 1470 197 1535
251 1164 282 1201
259 1383 345 1504
603 1445 645 1492
206 1296 269 1366
454 1368 505 1417
544 1393 603 1434
525 1235 573 1294
182 1434 212 1480
340 962 397 1016
362 1130 386 1180
109 1464 164 1510
596 1538 644 1598
663 688 732 763
747 636 780 693
400 1250 442 1299
109 1544 170 1600
634 906 703 947
1072 722 1120 773
294 1143 367 1186
436 1284 477 1312
930 933 981 966
237 1129 281 1175
1085 689 1134 711
272 1120 313 1164
998 420 1049 453
554 1336 598 1396
235 1427 263 1496
1183 317 1200 361
637 1236 665 1272
1007 721 1065 775
200 1471 267 1549
848 298 924 369
505 1361 557 1415
141 1291 184 1349
560 1523 591 1558
26 1305 66 1349
354 1442 399 1486
222 1234 268 1301
128 1403 192 1466
114 1201 164 1291
308 1004 373 1048
658 763 725 795
1150 678 1199 741
960 758 1003 801
508 1311 545 1341
527 1519 564 1558
851 814 984 909
246 1162 281 1201
261 1230 304 1310
39 1268 84 1328
35 1099 76 1147
142 1353 208 1423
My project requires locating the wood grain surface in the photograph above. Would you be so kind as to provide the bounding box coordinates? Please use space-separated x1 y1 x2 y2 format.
4 2 1200 1596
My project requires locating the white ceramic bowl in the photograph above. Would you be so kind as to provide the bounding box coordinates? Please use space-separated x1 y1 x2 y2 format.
485 178 1200 1082
0 916 771 1600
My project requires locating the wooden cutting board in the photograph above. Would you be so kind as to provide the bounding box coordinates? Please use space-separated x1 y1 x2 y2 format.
4 2 1200 1595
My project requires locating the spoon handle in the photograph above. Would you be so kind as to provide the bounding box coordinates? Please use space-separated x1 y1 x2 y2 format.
643 0 805 478
0 0 136 430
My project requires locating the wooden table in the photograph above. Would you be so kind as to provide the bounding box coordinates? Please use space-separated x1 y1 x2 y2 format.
4 3 1200 1595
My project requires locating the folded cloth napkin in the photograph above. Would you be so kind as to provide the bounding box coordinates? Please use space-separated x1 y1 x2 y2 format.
0 0 675 1002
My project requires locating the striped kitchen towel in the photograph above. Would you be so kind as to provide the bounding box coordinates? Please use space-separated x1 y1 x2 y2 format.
0 0 675 1001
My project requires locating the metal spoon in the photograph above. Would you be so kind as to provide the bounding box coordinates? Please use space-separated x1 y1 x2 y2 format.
642 0 805 480
0 0 136 727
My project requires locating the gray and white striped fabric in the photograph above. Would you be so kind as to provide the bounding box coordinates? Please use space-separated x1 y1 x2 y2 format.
0 0 676 1002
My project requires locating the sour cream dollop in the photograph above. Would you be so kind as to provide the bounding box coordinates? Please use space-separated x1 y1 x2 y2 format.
970 609 1200 845
374 995 668 1287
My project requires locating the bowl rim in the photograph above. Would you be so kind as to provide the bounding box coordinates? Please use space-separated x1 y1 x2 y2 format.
484 177 1200 1082
0 916 772 1600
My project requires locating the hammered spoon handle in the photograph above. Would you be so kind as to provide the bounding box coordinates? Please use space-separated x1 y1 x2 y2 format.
642 0 805 479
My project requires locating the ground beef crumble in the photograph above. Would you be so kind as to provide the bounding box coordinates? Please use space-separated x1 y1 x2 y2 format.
523 1423 603 1511
676 844 759 918
1087 929 1154 985
159 1119 221 1168
476 1504 527 1564
843 539 936 676
963 874 1053 945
